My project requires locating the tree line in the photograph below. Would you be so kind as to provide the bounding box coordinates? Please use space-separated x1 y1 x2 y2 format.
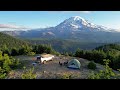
74 44 120 70
0 44 60 56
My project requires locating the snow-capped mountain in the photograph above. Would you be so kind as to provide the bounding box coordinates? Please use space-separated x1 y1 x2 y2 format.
1 16 120 43
55 16 118 32
56 16 97 29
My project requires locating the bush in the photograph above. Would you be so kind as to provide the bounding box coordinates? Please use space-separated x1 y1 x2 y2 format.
0 51 21 78
9 58 20 69
55 52 61 56
88 59 115 79
27 52 35 56
21 67 37 79
88 61 96 70
0 67 7 79
51 51 60 56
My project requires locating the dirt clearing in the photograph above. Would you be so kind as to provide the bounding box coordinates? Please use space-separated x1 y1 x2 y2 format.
10 55 118 79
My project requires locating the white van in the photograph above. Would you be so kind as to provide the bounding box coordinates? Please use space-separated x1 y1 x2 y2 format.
36 54 54 64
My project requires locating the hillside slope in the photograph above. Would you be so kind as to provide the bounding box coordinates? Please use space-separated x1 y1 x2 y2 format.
0 32 29 50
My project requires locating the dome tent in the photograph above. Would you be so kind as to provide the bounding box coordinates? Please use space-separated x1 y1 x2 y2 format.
67 59 81 69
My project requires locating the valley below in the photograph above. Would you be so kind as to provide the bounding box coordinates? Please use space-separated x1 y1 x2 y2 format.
26 38 107 53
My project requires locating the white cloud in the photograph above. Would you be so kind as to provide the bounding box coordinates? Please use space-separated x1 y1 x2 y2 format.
0 24 29 29
0 24 30 31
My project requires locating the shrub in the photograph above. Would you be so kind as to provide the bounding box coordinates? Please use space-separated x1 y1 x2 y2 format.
55 52 61 56
21 67 37 79
0 51 20 78
88 59 115 79
88 61 96 70
27 52 35 56
0 67 7 79
8 56 20 69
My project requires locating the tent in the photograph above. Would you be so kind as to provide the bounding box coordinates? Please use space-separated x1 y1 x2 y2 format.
67 59 81 69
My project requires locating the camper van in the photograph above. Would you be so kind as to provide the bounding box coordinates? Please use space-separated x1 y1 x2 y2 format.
36 54 54 64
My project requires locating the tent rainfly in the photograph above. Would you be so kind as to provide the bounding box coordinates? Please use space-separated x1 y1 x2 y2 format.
67 59 81 69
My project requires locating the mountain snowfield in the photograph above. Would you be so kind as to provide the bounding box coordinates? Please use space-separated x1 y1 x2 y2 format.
56 16 97 29
55 16 119 32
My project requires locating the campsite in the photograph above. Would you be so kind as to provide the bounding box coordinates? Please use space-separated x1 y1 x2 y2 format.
7 54 109 79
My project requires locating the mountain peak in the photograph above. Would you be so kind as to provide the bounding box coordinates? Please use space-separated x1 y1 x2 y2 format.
67 16 91 27
55 16 119 32
56 16 91 29
72 16 85 21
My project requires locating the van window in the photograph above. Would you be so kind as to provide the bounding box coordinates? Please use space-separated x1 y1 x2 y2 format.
37 57 41 59
71 63 75 65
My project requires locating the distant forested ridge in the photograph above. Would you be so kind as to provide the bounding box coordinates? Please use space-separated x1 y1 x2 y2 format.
27 38 106 53
0 32 30 55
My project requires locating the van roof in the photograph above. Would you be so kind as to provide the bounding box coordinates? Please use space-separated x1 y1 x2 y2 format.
40 54 53 58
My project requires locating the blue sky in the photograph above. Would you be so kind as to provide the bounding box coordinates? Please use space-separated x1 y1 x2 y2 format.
0 11 120 30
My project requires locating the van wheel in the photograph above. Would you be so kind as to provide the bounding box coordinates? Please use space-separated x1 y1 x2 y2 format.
43 60 46 64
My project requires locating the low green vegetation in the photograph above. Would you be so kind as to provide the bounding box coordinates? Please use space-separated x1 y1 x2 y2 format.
21 67 37 79
56 73 71 79
88 59 115 79
27 52 36 56
0 51 20 79
88 61 96 70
